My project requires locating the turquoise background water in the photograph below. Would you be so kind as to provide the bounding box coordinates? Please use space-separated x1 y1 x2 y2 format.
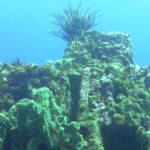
0 0 150 66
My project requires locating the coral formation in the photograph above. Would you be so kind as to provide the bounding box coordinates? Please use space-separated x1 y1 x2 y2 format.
0 30 150 149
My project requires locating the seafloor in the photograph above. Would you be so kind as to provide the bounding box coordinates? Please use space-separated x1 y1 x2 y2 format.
0 30 150 150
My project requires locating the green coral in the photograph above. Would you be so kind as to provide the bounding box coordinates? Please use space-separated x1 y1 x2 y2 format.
7 87 86 150
9 98 52 150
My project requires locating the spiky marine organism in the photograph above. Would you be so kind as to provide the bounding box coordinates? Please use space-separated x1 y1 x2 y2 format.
51 3 99 42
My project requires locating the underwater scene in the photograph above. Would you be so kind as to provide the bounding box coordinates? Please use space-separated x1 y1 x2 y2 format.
0 0 150 150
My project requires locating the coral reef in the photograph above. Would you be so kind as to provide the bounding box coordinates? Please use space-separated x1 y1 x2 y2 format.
0 31 150 149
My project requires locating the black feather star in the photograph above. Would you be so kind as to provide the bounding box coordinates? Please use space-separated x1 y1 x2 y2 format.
51 2 100 42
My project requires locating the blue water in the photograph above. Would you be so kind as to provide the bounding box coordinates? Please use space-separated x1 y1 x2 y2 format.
0 0 150 66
